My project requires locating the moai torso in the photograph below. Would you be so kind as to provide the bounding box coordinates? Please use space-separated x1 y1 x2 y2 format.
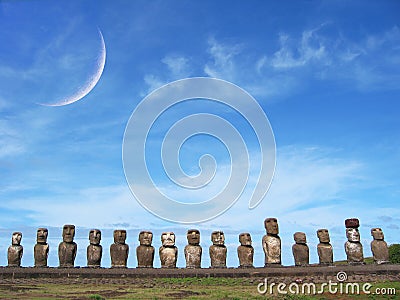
292 232 309 266
87 229 102 267
136 231 155 268
370 228 389 264
110 230 129 268
185 229 202 268
345 218 364 265
34 228 49 267
8 232 23 267
209 231 227 268
159 232 178 268
317 229 333 265
262 218 281 266
59 225 77 267
237 233 254 268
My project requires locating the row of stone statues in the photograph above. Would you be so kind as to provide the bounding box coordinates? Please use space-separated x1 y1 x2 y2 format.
6 218 390 268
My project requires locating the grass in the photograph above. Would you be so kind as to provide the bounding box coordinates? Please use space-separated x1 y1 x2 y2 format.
0 278 398 299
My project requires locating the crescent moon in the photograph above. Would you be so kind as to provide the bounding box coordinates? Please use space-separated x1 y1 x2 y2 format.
40 29 106 107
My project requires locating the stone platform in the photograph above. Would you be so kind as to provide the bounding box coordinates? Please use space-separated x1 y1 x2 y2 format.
0 264 399 283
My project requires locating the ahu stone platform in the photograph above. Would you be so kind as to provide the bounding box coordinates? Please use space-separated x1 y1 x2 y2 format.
0 264 399 284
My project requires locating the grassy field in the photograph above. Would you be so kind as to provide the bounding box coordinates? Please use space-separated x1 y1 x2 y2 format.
0 278 398 299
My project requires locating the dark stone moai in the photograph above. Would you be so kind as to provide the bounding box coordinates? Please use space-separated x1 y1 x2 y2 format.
159 232 178 268
317 229 333 265
184 229 202 268
262 218 281 266
136 231 155 268
237 232 254 268
292 232 309 266
58 224 77 268
87 229 102 268
34 228 49 267
110 230 129 268
345 218 364 265
370 228 389 264
209 231 227 268
8 232 23 267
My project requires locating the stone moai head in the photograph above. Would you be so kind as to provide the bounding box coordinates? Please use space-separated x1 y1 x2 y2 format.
161 232 175 247
239 233 252 246
371 228 384 241
36 228 48 244
187 229 200 245
264 218 279 235
211 231 225 246
294 232 307 244
62 224 75 243
114 230 127 244
345 218 360 242
89 229 101 245
317 229 330 243
139 231 153 246
12 232 22 245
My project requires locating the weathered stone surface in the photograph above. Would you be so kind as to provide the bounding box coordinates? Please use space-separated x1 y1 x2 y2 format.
292 232 309 266
58 225 77 268
8 232 23 267
34 228 49 267
159 232 178 268
110 230 129 268
262 218 281 266
87 229 102 268
184 229 202 268
209 231 227 268
237 233 254 268
136 231 154 268
345 218 359 228
316 229 333 265
345 218 364 265
371 228 389 264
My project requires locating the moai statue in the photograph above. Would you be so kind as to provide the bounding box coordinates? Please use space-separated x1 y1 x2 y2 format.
292 232 309 266
87 229 102 268
8 232 23 267
316 229 333 265
345 218 364 265
58 224 77 267
209 231 227 268
237 232 254 268
370 228 389 264
110 229 129 268
159 232 178 268
136 231 155 268
184 229 202 268
34 228 49 267
262 218 281 266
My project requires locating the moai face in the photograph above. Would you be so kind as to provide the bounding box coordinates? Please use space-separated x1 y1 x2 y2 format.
161 232 175 247
89 229 101 245
139 231 153 246
12 232 22 245
211 231 225 246
187 229 200 245
294 232 307 244
36 228 48 244
371 228 384 241
346 228 360 242
114 230 127 244
317 229 330 243
62 225 75 243
239 233 252 246
265 218 279 235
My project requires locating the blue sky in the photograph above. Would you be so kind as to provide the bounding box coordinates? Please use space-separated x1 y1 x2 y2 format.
0 0 399 268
